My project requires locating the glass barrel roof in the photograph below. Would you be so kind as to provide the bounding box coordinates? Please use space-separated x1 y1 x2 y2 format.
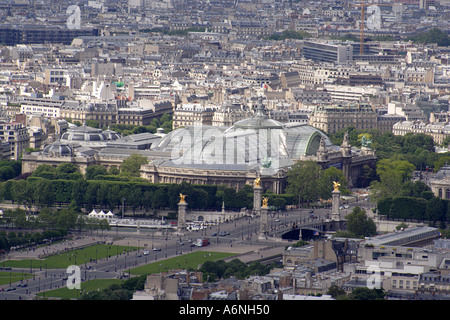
153 97 333 170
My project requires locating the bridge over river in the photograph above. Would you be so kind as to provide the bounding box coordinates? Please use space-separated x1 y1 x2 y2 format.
265 217 346 241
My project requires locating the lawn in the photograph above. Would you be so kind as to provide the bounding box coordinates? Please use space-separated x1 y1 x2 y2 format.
130 251 237 276
1 244 139 269
0 271 33 286
37 251 237 299
36 278 123 299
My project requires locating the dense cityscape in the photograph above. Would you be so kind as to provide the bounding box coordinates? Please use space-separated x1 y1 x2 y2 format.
0 0 449 306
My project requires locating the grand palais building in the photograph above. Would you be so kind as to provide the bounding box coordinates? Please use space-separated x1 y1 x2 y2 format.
22 99 376 194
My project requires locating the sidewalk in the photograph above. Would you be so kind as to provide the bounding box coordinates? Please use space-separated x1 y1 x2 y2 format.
224 244 286 264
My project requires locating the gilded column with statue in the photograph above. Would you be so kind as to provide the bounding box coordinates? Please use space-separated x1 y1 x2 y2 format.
259 196 269 239
331 181 341 221
177 193 188 231
253 176 262 215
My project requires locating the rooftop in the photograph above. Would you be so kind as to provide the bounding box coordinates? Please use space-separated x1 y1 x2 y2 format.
362 226 439 246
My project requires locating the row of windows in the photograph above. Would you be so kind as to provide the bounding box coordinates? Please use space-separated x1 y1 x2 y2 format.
438 188 450 199
49 77 67 83
392 279 418 290
50 70 65 76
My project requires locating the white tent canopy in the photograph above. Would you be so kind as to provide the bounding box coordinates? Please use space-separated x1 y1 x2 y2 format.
88 209 114 220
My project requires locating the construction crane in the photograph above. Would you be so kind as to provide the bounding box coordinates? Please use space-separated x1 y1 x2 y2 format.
355 0 367 55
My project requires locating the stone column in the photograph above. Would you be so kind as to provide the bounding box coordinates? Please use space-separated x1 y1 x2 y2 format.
331 189 341 221
178 194 188 231
259 197 269 239
253 185 262 215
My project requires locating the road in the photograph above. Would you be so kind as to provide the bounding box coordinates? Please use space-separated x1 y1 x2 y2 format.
0 197 374 300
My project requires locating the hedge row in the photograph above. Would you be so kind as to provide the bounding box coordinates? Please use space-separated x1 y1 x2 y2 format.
378 196 450 223
2 178 295 212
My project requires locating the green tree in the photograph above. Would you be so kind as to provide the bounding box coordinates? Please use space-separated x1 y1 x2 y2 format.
107 183 122 210
370 159 415 202
402 133 434 154
125 186 143 216
96 183 110 208
32 164 57 177
327 284 347 299
142 190 153 212
160 113 172 124
85 165 108 180
120 154 148 177
396 222 409 231
152 188 168 209
409 27 450 46
11 179 28 206
85 182 100 210
34 179 55 207
56 209 78 231
370 170 403 202
348 287 386 300
0 166 16 181
409 180 432 198
376 159 415 182
388 196 427 220
434 155 450 172
11 208 28 228
319 166 350 200
346 206 377 238
38 207 57 230
426 197 444 225
267 29 310 40
272 197 287 210
56 163 79 180
109 166 120 175
72 179 88 208
286 160 322 205
188 188 209 209
85 120 100 128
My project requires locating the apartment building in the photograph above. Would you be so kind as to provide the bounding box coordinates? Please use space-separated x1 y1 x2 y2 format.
351 259 425 294
0 121 29 160
387 102 427 121
323 84 383 102
392 120 450 145
129 85 161 99
377 113 406 134
117 106 156 126
309 103 377 134
211 105 253 127
417 272 450 296
302 41 353 64
44 68 71 87
60 100 118 128
91 62 123 78
19 95 65 119
0 25 98 46
290 60 352 86
172 103 218 129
